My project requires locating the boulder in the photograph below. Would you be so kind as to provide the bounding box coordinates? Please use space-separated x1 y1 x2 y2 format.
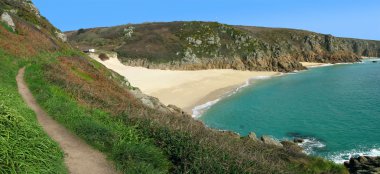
345 156 380 174
247 132 259 141
281 140 303 153
55 31 67 42
260 136 283 147
1 12 16 31
293 138 304 143
129 88 171 114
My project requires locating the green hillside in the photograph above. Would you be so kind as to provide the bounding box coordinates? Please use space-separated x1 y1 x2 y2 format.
0 0 350 173
67 21 380 72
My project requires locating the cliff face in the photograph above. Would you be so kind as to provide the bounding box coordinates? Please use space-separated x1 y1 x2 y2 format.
66 22 380 72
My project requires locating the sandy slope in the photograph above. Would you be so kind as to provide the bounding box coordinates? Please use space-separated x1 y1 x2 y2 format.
16 67 118 174
90 54 279 114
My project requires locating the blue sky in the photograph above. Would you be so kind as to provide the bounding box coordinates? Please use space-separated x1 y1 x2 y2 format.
32 0 380 40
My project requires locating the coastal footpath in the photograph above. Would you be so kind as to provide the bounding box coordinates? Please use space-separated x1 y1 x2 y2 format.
1 0 379 173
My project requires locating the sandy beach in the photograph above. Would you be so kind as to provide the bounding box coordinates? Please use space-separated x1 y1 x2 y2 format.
90 54 279 114
300 62 331 68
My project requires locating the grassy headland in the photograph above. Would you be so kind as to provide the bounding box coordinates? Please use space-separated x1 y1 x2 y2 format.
0 0 350 173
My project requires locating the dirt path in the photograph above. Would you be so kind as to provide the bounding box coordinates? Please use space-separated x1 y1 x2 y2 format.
16 67 118 174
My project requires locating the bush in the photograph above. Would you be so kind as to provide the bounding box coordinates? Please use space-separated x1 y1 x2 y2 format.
77 28 86 35
74 119 115 150
112 142 171 174
99 53 109 60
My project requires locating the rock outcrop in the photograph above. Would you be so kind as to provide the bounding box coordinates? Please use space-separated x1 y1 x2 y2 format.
129 88 171 113
55 31 67 42
1 12 15 31
66 22 380 72
294 138 304 143
344 156 380 174
280 141 304 153
128 88 190 116
246 132 305 151
260 135 283 147
247 132 259 141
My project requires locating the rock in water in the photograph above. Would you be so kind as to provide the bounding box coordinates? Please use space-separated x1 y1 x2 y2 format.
260 136 283 147
294 138 304 143
344 156 380 174
1 12 16 31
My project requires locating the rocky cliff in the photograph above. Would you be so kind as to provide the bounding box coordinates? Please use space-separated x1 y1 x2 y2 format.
66 22 380 72
345 156 380 174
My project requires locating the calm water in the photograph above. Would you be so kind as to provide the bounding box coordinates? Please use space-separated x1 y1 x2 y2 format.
199 59 380 163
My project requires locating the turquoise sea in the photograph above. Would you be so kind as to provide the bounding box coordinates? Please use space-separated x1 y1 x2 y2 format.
198 59 380 163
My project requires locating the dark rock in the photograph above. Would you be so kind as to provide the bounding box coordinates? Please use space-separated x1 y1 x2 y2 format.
293 138 304 143
344 161 350 167
372 61 377 63
345 156 380 174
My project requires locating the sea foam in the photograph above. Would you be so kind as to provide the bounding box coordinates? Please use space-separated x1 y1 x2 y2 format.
328 148 380 164
192 98 221 118
296 137 326 155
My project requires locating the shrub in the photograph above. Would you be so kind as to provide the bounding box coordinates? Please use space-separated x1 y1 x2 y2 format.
77 28 86 35
112 142 171 174
99 53 109 60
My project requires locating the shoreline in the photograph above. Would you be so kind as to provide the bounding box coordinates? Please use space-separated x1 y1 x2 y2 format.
89 53 338 118
88 54 280 116
190 75 278 117
90 54 380 165
190 62 333 118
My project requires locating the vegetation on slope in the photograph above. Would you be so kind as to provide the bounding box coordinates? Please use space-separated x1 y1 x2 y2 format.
67 21 380 72
23 50 347 173
24 52 171 173
1 1 349 173
0 1 70 172
0 50 67 173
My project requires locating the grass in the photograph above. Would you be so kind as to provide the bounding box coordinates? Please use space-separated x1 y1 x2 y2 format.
24 53 171 174
0 2 350 172
28 51 347 173
0 21 15 33
0 50 67 174
71 67 94 82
